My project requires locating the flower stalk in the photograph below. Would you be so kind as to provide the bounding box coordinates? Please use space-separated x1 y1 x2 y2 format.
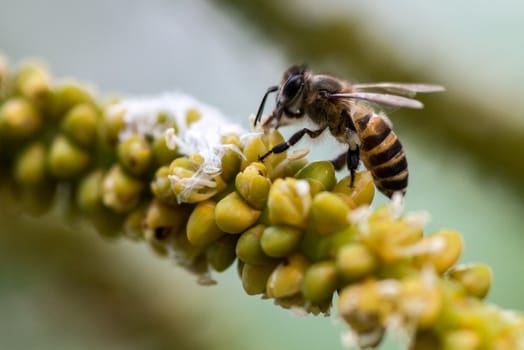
1 58 523 349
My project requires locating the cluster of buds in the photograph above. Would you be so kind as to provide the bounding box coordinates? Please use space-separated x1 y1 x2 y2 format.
1 57 524 349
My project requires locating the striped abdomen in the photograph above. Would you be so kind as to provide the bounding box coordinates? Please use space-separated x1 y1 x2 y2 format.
353 110 408 197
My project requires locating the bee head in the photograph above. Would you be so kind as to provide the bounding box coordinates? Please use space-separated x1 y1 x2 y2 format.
278 65 307 115
254 64 308 128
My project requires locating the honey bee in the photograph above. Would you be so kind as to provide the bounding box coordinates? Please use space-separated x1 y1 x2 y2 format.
254 65 444 197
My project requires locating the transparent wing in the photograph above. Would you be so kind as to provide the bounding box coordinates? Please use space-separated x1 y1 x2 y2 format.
329 92 425 109
352 83 445 97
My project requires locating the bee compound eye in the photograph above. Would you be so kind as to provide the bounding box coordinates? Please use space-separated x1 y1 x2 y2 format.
282 75 304 100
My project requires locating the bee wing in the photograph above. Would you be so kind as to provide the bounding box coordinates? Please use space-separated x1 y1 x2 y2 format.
352 83 445 97
330 92 425 109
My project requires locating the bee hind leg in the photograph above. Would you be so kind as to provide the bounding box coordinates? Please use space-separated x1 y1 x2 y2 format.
330 152 347 170
346 146 360 187
259 127 326 161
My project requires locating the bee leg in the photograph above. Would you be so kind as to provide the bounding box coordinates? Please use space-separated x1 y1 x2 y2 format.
259 127 326 161
347 146 360 187
330 152 347 170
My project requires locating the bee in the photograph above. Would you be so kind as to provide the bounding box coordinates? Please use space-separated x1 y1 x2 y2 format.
254 65 444 197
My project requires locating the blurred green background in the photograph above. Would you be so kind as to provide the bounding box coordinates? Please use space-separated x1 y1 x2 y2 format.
1 0 524 349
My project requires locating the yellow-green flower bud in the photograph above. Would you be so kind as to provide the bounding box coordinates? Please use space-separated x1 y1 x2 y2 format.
76 170 104 211
150 165 178 205
442 329 481 350
14 63 51 103
336 243 378 281
267 178 311 228
102 103 125 145
241 262 277 296
235 162 271 210
0 97 41 139
399 276 443 328
48 81 96 120
123 205 147 241
169 231 210 283
152 134 180 166
102 165 144 213
415 229 463 274
117 134 153 176
144 198 191 243
295 161 336 196
301 261 337 304
13 142 47 186
333 171 375 208
260 225 303 258
220 133 242 182
167 156 227 203
206 235 238 272
187 200 226 246
61 103 99 148
311 191 351 235
235 224 274 266
338 280 392 347
241 135 270 170
301 225 358 261
266 253 309 299
215 191 261 234
185 107 201 125
448 263 492 299
48 135 90 179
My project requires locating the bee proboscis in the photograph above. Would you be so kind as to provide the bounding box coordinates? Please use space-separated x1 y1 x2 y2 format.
254 65 444 197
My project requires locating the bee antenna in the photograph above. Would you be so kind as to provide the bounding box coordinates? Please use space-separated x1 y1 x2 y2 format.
254 85 278 126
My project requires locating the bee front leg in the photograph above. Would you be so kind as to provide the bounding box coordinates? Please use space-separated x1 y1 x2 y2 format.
330 152 347 170
347 146 360 187
259 127 326 161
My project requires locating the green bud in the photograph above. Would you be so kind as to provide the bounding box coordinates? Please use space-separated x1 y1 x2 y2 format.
48 81 96 120
338 281 391 336
206 235 238 272
13 142 47 186
241 262 277 296
414 229 463 274
76 170 105 211
267 178 311 228
260 225 303 258
48 135 90 179
150 165 178 205
102 103 125 145
123 205 147 240
14 63 51 103
448 263 492 299
400 276 443 328
266 254 309 299
117 134 153 176
0 97 41 139
144 198 191 242
301 261 337 304
301 225 358 262
186 200 226 246
102 165 144 213
215 191 261 234
236 224 274 266
311 191 351 235
235 162 271 210
336 243 377 281
185 108 201 125
333 171 375 208
220 133 242 182
167 156 227 203
295 161 336 196
442 329 481 350
241 135 270 170
152 134 180 166
61 103 99 148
